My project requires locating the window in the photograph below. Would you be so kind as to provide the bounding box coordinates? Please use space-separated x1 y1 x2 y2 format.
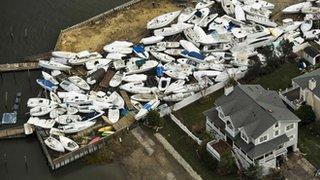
274 122 279 129
274 130 280 137
286 124 294 132
259 135 268 143
289 135 295 141
241 131 248 142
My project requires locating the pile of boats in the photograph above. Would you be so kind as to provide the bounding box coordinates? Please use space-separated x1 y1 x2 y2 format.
25 0 320 153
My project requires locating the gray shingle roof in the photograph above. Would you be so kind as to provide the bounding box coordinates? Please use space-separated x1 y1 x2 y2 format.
215 85 300 139
293 68 320 98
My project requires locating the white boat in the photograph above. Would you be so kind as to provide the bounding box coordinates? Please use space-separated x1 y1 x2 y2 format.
145 45 166 52
59 136 79 152
59 121 96 134
133 45 149 59
131 99 143 111
178 7 196 23
193 70 222 79
164 80 186 94
221 0 235 15
113 59 126 70
154 23 193 37
27 117 56 129
158 77 171 91
108 105 120 124
131 93 157 102
164 49 184 56
165 69 189 80
215 71 230 82
69 52 102 65
39 60 72 71
173 83 203 93
120 82 156 94
106 53 126 60
60 80 83 93
30 104 57 116
140 36 164 45
49 108 67 119
301 20 313 32
103 41 133 54
282 2 312 14
242 4 271 18
150 51 175 63
184 28 201 47
106 91 125 109
59 92 88 103
24 123 34 135
52 51 76 59
235 5 246 21
68 76 90 91
179 40 200 53
109 71 124 87
123 74 147 82
126 60 158 74
135 99 161 120
85 58 112 70
27 98 53 108
42 71 59 85
147 10 181 29
162 92 193 102
246 14 277 27
188 8 210 25
44 136 65 153
196 0 215 9
303 29 320 39
156 41 180 48
55 115 82 125
198 13 218 27
243 0 274 9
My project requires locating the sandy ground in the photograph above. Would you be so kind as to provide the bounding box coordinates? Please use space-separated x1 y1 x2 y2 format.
56 0 183 52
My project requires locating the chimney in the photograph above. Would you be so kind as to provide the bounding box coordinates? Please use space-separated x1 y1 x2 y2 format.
309 78 317 91
225 85 234 96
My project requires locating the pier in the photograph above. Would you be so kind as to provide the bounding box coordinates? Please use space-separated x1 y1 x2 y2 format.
0 126 25 139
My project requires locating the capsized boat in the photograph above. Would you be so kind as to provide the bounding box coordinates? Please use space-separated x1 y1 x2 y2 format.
36 79 58 92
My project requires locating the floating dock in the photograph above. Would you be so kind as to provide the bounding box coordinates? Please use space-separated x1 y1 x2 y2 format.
0 126 25 139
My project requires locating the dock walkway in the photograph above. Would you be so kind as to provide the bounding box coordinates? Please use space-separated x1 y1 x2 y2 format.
0 62 39 73
0 126 25 139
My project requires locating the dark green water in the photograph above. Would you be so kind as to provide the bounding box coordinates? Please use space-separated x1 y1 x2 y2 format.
0 0 130 179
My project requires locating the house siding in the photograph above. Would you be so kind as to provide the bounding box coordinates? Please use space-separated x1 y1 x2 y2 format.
304 88 320 120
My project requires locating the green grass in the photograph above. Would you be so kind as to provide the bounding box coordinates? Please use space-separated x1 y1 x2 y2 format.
298 126 320 169
253 63 301 90
157 116 237 180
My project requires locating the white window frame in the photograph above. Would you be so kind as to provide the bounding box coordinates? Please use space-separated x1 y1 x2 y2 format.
274 122 279 129
274 129 280 137
285 123 295 132
259 134 268 143
241 131 248 143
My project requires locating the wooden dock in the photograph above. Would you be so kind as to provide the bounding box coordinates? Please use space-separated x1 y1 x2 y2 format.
112 112 136 131
0 62 40 73
99 71 115 89
120 90 134 111
0 126 26 139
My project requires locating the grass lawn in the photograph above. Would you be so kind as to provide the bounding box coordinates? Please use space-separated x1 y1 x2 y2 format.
298 126 320 169
173 90 224 139
252 62 301 90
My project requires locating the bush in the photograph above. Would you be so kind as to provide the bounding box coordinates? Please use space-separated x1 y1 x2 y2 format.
243 164 263 180
145 110 165 127
268 168 285 180
294 105 316 126
218 150 238 176
308 121 320 137
197 144 219 171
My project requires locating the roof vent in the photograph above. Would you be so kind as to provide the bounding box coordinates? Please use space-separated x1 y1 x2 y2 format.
268 109 273 113
309 78 316 91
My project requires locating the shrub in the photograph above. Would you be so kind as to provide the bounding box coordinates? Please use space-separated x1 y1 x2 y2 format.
243 164 263 180
294 105 316 126
197 144 219 171
145 110 165 127
268 168 285 180
218 150 238 176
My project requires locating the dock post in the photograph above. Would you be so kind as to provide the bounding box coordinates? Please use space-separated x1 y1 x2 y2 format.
24 155 28 173
5 92 8 110
4 153 7 172
10 26 14 41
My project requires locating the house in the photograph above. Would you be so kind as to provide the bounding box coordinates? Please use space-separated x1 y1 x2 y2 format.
302 46 320 65
291 68 320 119
204 85 300 173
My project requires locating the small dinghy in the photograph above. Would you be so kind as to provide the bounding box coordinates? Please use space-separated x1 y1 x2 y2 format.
50 108 67 119
50 91 62 104
154 23 193 37
165 69 189 80
27 117 56 129
123 74 147 82
147 10 181 29
235 5 246 21
59 121 96 134
42 71 59 85
52 51 76 59
109 71 124 87
120 82 156 94
282 2 312 14
108 105 120 124
158 77 171 91
39 60 72 71
126 60 158 74
27 98 53 108
162 92 193 102
300 20 313 32
180 40 200 53
106 91 125 109
178 7 196 23
36 79 58 92
44 136 65 153
164 80 186 94
221 0 235 15
59 136 79 152
150 51 175 63
68 76 90 91
24 123 34 135
157 41 180 48
172 83 203 93
131 93 157 102
145 45 166 52
181 50 206 63
131 99 143 111
85 58 112 70
60 80 84 93
140 36 164 45
133 45 149 59
135 99 161 120
164 49 184 56
30 104 57 116
55 115 82 125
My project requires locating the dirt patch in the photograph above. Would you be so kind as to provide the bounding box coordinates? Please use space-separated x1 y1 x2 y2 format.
56 0 183 52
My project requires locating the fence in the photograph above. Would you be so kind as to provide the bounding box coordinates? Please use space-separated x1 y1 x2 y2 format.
169 114 203 145
206 140 221 161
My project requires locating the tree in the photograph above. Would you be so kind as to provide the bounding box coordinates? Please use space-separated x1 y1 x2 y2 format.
279 39 294 60
268 168 285 180
218 150 238 176
294 105 316 126
197 144 219 171
309 121 320 137
243 164 263 180
145 110 165 127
